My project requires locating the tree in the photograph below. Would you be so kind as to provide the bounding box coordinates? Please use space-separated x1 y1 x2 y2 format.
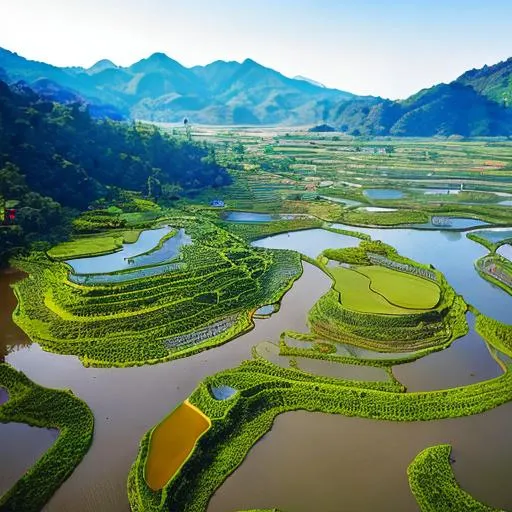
232 141 246 161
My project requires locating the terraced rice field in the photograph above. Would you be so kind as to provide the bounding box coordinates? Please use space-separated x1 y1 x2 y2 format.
11 217 303 367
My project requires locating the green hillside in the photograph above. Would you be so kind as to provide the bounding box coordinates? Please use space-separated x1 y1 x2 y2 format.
0 79 230 264
457 57 512 107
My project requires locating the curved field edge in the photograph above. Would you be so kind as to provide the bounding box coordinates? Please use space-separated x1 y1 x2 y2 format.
466 232 512 253
407 444 504 512
46 229 143 261
474 255 512 297
0 363 94 512
128 313 512 512
127 228 178 261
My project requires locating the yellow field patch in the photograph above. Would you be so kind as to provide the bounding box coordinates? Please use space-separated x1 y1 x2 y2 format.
145 400 211 491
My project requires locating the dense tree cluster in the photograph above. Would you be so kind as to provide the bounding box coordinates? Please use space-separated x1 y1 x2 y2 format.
0 80 231 263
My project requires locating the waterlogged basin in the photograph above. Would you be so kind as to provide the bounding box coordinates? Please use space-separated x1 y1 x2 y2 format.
0 423 58 496
363 189 404 200
66 226 173 274
69 261 183 285
67 228 191 284
252 228 361 258
421 188 461 195
255 342 291 369
473 228 512 244
225 212 273 222
145 401 211 491
295 358 389 381
211 385 237 400
256 342 389 382
393 314 503 392
497 244 512 261
408 217 489 230
284 336 418 362
319 196 363 208
128 229 191 267
254 304 277 317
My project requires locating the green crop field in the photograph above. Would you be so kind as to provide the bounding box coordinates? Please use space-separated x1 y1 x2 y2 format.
329 265 440 314
357 266 441 309
330 266 424 315
47 230 143 260
47 235 124 260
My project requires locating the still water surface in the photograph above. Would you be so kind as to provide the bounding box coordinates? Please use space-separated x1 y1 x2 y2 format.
1 223 512 511
0 423 58 497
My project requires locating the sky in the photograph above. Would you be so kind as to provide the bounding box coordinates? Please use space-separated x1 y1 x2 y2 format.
1 0 511 99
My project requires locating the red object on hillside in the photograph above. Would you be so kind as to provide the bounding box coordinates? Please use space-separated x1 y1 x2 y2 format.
4 208 16 223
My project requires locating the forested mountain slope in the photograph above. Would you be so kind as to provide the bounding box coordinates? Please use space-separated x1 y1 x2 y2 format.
0 80 230 263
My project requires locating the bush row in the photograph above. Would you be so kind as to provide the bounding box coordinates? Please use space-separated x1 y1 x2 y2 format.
407 444 498 512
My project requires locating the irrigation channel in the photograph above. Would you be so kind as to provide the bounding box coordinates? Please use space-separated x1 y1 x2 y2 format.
1 223 512 511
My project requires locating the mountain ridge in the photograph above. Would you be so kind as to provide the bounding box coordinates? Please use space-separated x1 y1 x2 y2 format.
0 47 354 125
0 47 511 135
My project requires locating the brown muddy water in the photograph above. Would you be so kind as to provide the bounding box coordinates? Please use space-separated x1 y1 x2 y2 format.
0 269 31 361
208 406 512 512
393 313 503 392
1 232 512 511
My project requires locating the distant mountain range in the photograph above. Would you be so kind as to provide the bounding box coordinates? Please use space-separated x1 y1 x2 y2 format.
0 48 354 125
1 47 511 136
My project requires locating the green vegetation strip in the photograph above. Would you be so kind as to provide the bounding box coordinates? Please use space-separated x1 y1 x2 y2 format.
475 314 512 358
467 232 498 253
407 444 502 512
474 254 512 296
46 231 137 261
0 363 94 512
340 209 429 227
216 217 323 242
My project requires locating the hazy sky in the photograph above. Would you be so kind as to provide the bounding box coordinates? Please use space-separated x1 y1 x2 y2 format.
1 0 511 99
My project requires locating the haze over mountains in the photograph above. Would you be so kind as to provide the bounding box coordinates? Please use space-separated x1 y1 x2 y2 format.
1 46 511 136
